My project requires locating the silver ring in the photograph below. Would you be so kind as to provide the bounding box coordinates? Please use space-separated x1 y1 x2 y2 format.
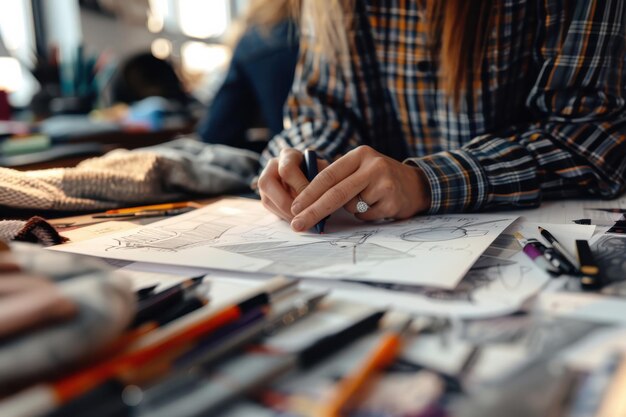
356 195 370 213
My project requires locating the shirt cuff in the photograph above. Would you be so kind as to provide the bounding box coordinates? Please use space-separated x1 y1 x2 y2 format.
405 150 491 214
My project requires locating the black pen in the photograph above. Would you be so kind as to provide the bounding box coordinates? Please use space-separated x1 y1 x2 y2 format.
576 239 603 290
136 284 159 300
132 276 205 327
538 227 579 272
136 310 386 417
526 237 574 275
573 219 626 227
133 292 329 412
590 208 626 214
302 149 327 234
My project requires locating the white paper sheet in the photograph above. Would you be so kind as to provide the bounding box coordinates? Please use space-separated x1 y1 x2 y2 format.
535 292 626 324
559 327 626 372
303 250 550 319
49 198 517 288
59 221 140 242
505 194 626 225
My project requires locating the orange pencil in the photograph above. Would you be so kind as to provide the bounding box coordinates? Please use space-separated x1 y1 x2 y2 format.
0 277 294 417
0 294 266 417
53 303 243 402
321 318 413 417
105 202 195 215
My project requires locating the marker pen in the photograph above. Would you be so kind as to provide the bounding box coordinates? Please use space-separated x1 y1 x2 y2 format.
514 232 559 274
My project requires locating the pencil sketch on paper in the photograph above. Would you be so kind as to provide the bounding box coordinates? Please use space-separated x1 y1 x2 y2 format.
399 219 513 242
215 230 412 274
107 222 232 252
50 198 518 288
592 235 626 282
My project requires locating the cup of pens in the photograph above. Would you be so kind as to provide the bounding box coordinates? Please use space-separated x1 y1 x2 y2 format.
30 44 108 116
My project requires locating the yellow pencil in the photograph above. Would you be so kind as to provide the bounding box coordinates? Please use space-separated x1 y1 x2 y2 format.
105 201 196 215
320 318 413 417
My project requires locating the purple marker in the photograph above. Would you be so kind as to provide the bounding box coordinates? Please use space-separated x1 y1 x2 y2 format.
514 232 559 274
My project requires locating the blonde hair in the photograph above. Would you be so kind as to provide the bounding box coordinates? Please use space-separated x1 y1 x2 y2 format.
292 0 494 106
289 0 353 72
226 0 297 47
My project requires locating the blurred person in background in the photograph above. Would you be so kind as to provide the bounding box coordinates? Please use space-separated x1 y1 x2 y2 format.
196 0 300 153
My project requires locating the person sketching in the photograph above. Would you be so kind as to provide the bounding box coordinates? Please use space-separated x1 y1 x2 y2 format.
196 0 299 153
257 0 626 233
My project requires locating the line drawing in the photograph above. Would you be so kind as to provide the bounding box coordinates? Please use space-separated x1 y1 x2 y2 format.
215 230 410 275
400 219 513 242
592 235 626 283
107 222 232 252
58 198 518 287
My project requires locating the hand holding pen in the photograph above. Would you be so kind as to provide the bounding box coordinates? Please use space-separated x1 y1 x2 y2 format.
302 149 330 233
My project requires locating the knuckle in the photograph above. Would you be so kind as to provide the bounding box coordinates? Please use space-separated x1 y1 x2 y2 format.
306 207 318 220
277 160 292 177
382 200 400 216
371 156 388 170
294 182 308 194
317 168 339 188
328 186 350 204
257 173 270 189
355 145 374 156
379 179 397 195
280 147 300 161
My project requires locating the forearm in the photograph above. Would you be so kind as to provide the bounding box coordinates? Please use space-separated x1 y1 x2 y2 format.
407 119 626 214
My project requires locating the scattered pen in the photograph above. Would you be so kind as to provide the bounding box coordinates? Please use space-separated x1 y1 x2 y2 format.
323 317 413 417
154 295 209 326
136 284 159 300
573 219 626 229
105 202 195 215
0 277 294 417
302 149 328 234
134 291 329 410
538 227 580 272
92 207 195 219
525 237 573 275
575 239 603 290
132 276 205 327
589 208 626 214
136 310 386 417
514 232 559 274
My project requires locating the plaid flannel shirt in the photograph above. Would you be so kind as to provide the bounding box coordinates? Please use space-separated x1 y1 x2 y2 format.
263 0 626 213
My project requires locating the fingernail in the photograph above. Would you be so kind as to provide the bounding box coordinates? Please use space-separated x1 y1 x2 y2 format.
291 203 302 215
291 218 304 231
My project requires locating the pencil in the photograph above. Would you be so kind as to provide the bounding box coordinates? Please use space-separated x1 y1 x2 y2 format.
321 318 412 417
105 202 195 215
0 277 295 417
53 300 248 402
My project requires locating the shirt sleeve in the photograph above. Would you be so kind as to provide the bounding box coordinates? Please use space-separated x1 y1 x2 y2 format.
408 0 626 214
261 34 363 166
